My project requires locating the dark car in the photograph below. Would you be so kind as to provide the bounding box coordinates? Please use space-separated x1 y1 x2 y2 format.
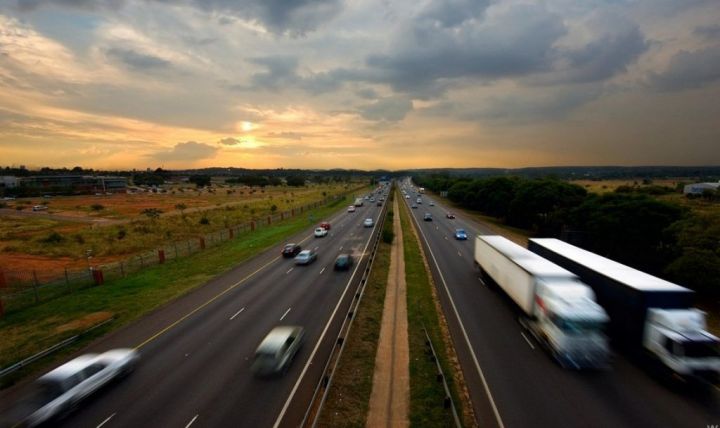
334 254 354 271
320 222 331 230
282 243 302 257
423 213 432 221
454 229 468 240
446 213 455 219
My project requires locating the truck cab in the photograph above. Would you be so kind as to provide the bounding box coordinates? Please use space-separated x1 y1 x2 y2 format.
534 279 610 368
643 309 720 382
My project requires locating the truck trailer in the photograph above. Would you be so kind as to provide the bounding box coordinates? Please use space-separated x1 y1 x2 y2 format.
529 238 720 383
474 235 609 369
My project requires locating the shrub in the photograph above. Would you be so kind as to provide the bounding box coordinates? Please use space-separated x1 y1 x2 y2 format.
200 217 210 225
382 229 394 244
117 228 127 240
91 204 104 211
40 232 65 244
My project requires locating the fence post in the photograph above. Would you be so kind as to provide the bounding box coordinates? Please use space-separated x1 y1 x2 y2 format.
174 243 179 258
120 261 125 277
0 269 6 288
92 269 104 285
229 228 234 239
64 267 70 291
0 297 3 317
250 221 256 231
267 216 272 225
139 255 144 267
292 208 295 216
199 237 206 249
32 270 40 303
158 249 165 264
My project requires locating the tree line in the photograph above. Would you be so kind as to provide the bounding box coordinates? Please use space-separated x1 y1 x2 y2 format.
413 174 720 297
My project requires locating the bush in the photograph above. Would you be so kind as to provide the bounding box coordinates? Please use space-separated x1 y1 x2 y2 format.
91 204 105 211
382 229 394 244
117 228 127 240
40 232 65 244
199 217 210 225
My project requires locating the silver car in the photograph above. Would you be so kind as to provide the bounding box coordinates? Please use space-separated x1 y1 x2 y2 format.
294 249 317 265
11 349 139 427
251 326 305 376
363 218 374 227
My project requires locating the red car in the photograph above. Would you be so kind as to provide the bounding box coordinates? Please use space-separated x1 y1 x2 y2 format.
320 222 331 230
446 213 455 219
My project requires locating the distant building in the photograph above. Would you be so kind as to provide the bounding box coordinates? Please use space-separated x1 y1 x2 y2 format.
683 181 720 195
0 176 18 188
14 175 127 196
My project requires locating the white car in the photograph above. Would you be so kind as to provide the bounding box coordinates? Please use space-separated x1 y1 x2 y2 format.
314 227 328 238
363 218 374 227
405 195 410 199
348 205 356 212
13 349 139 427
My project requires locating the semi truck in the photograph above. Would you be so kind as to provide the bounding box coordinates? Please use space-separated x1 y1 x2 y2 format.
529 238 720 383
474 235 610 369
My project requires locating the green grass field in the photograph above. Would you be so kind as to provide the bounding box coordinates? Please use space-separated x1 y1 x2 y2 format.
398 191 472 427
0 194 356 389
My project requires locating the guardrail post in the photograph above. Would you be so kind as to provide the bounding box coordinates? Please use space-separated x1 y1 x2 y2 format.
158 249 165 264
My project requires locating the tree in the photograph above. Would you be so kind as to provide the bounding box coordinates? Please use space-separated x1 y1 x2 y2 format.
285 175 306 186
189 175 211 188
507 179 587 233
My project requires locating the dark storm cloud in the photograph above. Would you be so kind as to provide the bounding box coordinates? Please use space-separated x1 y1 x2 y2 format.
218 137 240 146
151 141 218 161
13 0 342 34
649 45 720 91
248 56 300 90
105 47 171 71
694 24 720 41
417 0 492 28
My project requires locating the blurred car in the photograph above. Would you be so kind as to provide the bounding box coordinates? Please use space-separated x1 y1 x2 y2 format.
429 201 435 206
363 218 374 227
423 213 432 221
32 205 48 212
446 213 455 219
251 326 304 376
334 254 354 271
314 227 328 238
9 349 139 427
405 195 410 199
282 243 302 257
348 205 356 213
370 197 375 203
294 249 317 265
376 201 382 207
454 229 468 240
320 222 331 230
411 204 418 209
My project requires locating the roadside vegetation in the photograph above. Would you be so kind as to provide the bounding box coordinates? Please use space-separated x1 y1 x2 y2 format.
0 196 352 389
398 191 474 427
316 205 393 428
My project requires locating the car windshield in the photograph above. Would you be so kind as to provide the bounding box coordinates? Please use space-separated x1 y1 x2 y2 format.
680 340 720 358
554 317 605 334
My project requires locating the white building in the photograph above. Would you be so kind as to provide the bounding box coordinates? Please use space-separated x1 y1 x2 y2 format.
683 181 720 195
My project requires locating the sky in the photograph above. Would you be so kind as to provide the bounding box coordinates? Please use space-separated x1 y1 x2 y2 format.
1 0 719 170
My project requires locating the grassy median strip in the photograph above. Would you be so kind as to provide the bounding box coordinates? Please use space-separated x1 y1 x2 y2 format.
398 192 471 427
0 195 355 389
316 204 393 428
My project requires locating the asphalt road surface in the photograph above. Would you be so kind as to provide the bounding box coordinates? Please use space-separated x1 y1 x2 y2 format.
400 180 720 428
0 193 386 428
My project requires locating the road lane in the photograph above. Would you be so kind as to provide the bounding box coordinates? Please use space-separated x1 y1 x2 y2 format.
400 181 720 428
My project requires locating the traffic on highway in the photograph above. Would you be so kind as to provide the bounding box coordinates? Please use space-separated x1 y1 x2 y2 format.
398 178 719 428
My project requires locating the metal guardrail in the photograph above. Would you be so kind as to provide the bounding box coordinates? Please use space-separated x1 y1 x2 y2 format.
301 187 391 428
423 326 462 428
0 317 115 379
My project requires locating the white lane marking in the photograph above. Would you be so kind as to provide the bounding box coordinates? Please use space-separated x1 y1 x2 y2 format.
274 202 380 428
286 268 294 274
444 236 448 240
230 307 245 320
458 251 462 257
185 414 199 428
520 332 535 350
320 267 326 275
408 203 506 428
339 246 343 250
280 307 292 321
314 246 319 251
97 413 116 428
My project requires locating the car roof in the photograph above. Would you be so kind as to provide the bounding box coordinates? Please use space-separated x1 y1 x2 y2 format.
39 354 100 380
256 326 303 353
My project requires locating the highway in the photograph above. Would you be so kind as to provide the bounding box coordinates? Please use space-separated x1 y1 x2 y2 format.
0 192 386 428
399 180 720 428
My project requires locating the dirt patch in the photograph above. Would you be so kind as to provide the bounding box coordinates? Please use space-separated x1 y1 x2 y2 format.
0 253 123 272
55 311 114 334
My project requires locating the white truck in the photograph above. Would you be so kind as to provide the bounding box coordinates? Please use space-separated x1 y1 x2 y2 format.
354 197 364 207
474 235 610 369
529 238 720 383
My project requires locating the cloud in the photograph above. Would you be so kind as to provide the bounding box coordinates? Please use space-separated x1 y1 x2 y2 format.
105 47 171 71
417 0 492 28
218 137 240 145
358 96 413 122
694 24 720 41
649 45 720 91
12 0 343 34
265 131 304 140
248 56 300 90
151 141 218 161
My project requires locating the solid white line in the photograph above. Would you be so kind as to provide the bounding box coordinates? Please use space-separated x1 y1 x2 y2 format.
96 413 116 428
320 267 326 275
408 203 506 428
185 415 199 428
286 268 294 274
520 332 535 350
458 251 462 257
280 307 292 321
229 307 245 320
339 246 343 250
273 206 380 428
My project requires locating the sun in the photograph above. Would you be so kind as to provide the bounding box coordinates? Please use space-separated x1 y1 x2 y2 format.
241 121 254 132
